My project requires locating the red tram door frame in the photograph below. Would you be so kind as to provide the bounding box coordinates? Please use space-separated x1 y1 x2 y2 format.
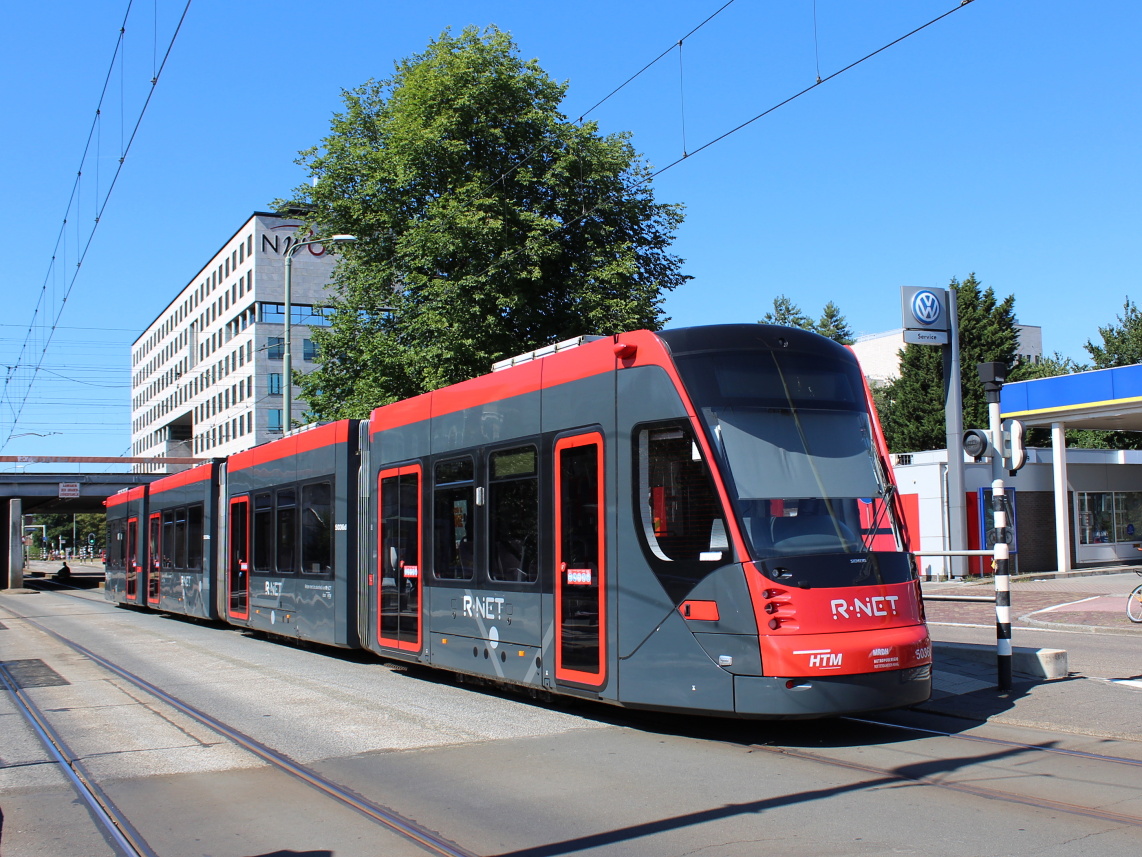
125 516 140 602
376 465 423 653
227 496 250 620
553 432 607 688
147 512 162 605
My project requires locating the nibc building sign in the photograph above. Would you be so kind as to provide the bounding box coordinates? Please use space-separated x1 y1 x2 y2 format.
260 223 331 258
900 286 950 346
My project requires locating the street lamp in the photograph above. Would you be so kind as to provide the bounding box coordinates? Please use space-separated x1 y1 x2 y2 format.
282 234 356 430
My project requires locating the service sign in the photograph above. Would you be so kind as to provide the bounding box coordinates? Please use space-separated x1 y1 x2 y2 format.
901 286 950 346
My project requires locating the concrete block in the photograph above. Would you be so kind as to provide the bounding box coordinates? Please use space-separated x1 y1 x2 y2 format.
934 641 1068 680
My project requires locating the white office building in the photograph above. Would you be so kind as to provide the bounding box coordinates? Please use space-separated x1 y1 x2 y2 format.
131 212 342 471
850 323 1043 385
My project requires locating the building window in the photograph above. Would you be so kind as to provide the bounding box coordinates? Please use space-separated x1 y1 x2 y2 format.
268 409 283 433
268 373 283 396
267 337 284 360
303 339 317 361
1078 492 1142 545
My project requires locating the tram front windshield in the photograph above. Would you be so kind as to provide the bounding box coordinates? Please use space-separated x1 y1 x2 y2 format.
674 348 901 564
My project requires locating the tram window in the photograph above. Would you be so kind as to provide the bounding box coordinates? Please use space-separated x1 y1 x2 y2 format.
162 510 175 568
301 482 333 574
252 492 273 573
187 504 204 571
108 521 126 571
434 458 474 580
637 424 727 563
277 488 297 574
488 446 538 583
174 507 188 569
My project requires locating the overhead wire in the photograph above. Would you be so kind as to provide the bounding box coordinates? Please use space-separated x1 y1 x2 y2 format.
0 0 193 453
438 0 980 304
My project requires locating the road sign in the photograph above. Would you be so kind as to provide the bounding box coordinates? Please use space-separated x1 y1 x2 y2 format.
58 482 81 498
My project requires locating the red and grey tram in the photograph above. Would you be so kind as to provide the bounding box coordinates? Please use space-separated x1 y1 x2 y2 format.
107 324 931 719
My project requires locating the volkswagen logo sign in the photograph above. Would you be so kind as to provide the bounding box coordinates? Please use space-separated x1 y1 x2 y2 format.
910 290 942 326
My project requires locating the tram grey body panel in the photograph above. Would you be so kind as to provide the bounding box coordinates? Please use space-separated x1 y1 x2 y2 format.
225 429 359 648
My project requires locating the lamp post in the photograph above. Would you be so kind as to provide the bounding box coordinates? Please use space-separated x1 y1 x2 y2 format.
282 234 355 431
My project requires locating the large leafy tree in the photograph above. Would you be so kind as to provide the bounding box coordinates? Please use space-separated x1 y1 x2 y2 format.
880 274 1019 452
759 295 854 344
281 26 688 419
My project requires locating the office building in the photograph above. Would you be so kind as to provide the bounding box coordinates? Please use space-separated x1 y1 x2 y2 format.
131 212 341 471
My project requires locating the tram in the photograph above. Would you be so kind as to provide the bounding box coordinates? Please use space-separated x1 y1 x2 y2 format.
106 324 931 718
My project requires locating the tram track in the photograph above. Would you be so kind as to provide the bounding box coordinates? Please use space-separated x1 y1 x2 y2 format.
0 599 477 857
6 588 1141 854
0 660 155 857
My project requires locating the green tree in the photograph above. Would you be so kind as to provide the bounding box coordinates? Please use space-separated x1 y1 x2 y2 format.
760 295 812 329
281 26 688 419
759 295 853 344
1085 298 1142 368
880 274 1019 452
30 513 105 557
815 301 854 345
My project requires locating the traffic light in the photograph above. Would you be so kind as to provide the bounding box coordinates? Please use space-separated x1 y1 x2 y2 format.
962 429 991 461
1003 419 1026 472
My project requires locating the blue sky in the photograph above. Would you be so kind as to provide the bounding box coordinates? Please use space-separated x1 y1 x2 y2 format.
2 0 1139 468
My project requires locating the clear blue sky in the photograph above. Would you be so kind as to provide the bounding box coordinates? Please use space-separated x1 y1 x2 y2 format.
2 0 1139 469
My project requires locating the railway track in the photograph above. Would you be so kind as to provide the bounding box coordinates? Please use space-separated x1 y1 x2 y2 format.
1 597 476 857
4 586 1140 856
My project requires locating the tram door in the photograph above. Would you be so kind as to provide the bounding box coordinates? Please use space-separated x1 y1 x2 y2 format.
147 513 162 605
125 516 139 602
553 433 606 687
377 466 422 651
228 497 250 619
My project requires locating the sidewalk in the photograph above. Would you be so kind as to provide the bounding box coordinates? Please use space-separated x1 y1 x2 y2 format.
917 567 1142 738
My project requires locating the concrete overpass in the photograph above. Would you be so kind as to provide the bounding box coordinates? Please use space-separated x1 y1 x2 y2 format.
1 456 204 589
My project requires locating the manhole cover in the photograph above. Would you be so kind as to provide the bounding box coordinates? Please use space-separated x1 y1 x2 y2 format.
1 659 70 688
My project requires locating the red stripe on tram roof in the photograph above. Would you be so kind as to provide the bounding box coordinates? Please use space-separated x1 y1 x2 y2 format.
228 420 353 473
148 462 216 497
368 331 674 436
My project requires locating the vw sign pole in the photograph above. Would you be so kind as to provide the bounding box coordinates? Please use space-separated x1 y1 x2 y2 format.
900 287 968 579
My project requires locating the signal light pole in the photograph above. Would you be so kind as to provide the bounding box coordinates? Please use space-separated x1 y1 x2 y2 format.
978 361 1013 691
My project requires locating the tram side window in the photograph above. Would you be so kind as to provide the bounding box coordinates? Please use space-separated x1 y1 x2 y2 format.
277 488 297 574
174 506 188 569
252 492 273 573
434 458 475 580
488 446 538 583
158 511 172 568
187 504 204 571
637 424 728 563
108 520 126 571
301 481 333 574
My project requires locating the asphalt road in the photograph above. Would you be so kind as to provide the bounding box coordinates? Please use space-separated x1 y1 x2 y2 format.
1 579 1140 857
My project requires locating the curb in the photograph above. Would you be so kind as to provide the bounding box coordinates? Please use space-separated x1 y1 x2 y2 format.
934 641 1068 680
